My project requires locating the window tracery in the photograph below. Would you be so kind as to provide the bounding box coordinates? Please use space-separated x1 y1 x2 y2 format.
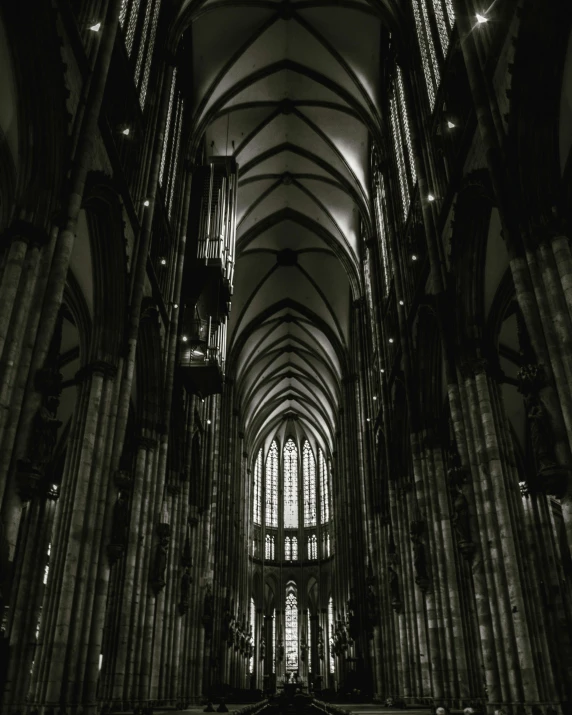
319 449 330 524
307 534 317 560
328 596 335 673
390 67 417 220
303 440 316 526
253 448 262 525
265 534 275 560
284 439 298 529
265 441 278 528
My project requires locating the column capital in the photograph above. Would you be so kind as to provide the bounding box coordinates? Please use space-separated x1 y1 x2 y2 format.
75 360 117 382
1 219 50 248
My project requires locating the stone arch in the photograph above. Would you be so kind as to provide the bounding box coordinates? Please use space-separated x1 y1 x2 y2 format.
508 0 572 225
82 173 128 367
1 2 69 227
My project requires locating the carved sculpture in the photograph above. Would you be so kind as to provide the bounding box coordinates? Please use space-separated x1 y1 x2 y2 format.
388 567 401 611
179 567 192 614
410 520 430 591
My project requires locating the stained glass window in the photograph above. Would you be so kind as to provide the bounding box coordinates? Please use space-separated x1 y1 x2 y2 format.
390 66 416 220
249 597 256 673
303 441 316 526
390 96 409 219
444 0 455 31
166 94 184 217
307 611 312 673
284 439 298 529
159 69 177 188
328 597 335 673
266 441 278 528
291 536 298 560
253 449 262 525
285 583 298 672
307 534 317 560
272 609 276 672
396 68 416 188
372 158 392 296
412 0 437 110
322 530 330 558
265 534 275 560
285 536 292 561
433 0 452 55
119 0 162 110
319 449 330 524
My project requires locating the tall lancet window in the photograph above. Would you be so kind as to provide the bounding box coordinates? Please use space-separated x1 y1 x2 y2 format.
291 536 298 560
389 66 417 220
411 0 455 111
285 583 299 672
412 0 440 111
159 69 185 218
283 439 298 529
249 597 256 674
319 449 330 524
266 441 278 528
372 148 392 297
285 536 292 561
253 448 262 525
307 534 318 560
328 597 335 673
265 534 275 560
303 441 316 526
118 0 162 109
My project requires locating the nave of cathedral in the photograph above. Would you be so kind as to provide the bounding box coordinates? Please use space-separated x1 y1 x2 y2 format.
0 0 572 713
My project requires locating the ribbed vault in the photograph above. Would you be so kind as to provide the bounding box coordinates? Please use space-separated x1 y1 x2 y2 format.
177 0 398 456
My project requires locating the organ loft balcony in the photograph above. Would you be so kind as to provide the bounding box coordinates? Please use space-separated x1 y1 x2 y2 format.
177 307 226 398
182 157 238 321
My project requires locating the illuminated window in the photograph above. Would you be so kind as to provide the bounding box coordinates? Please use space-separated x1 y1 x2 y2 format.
307 534 317 560
284 439 298 529
390 66 417 220
411 0 455 111
285 536 292 561
265 534 275 560
412 0 438 110
43 543 51 585
303 440 316 526
119 0 162 109
249 597 256 674
120 0 141 56
266 441 278 528
285 583 298 672
371 151 392 296
272 609 276 672
159 69 177 188
322 530 330 558
253 449 262 525
319 449 330 524
291 536 298 560
328 597 335 673
159 70 185 218
307 611 312 673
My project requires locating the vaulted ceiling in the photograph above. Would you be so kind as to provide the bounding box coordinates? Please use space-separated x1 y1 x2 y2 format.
178 0 402 457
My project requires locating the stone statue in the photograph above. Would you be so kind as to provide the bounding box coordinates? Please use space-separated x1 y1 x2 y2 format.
111 491 130 546
29 396 62 470
366 583 378 629
451 487 471 545
151 536 169 591
179 567 192 614
526 395 557 471
203 584 214 617
388 567 400 610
